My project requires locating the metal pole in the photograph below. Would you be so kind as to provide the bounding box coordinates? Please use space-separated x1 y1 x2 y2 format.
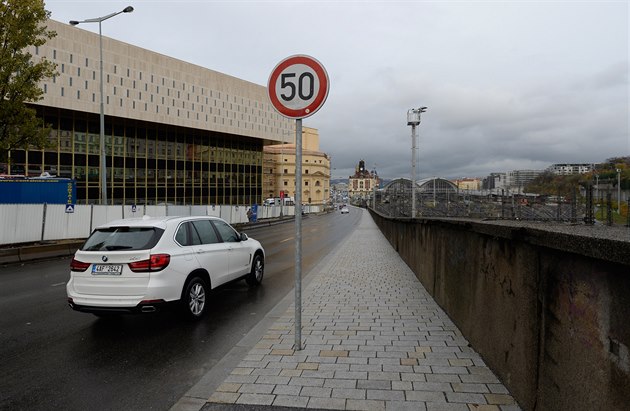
411 124 417 218
617 169 621 214
294 119 303 350
70 7 134 204
99 21 107 205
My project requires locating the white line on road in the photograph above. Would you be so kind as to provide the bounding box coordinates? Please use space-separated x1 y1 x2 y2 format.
51 282 66 287
279 237 294 243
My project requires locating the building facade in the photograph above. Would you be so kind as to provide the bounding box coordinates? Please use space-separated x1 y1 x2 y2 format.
505 170 544 192
453 177 482 191
10 19 294 205
348 160 379 200
548 163 593 175
263 127 330 205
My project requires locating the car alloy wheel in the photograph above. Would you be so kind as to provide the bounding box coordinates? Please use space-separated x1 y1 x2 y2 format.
246 254 264 286
184 277 207 319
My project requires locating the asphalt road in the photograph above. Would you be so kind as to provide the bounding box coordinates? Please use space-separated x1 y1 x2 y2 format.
0 208 362 411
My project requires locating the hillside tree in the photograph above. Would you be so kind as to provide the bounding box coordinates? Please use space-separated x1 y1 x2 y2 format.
0 0 57 163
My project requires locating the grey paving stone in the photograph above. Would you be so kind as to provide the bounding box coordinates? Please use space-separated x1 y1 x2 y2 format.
331 387 367 400
300 386 333 398
367 389 406 401
445 392 488 404
307 397 346 410
234 393 274 406
347 399 386 411
272 395 310 408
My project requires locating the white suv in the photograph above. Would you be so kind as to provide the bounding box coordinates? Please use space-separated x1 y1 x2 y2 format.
67 215 265 320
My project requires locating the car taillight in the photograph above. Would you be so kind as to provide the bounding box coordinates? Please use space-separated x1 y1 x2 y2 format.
128 254 170 272
70 258 91 272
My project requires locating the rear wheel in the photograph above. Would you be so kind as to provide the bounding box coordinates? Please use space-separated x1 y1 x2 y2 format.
246 254 264 287
182 276 208 320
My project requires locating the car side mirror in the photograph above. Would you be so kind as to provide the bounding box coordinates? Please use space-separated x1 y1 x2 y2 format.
240 233 248 241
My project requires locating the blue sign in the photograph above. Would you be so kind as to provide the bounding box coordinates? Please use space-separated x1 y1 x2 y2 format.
65 204 75 213
131 204 137 213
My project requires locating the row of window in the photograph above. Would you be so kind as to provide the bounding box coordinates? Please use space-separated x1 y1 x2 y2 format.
39 45 288 123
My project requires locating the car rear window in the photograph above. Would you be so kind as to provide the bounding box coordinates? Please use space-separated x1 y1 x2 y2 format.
81 227 164 251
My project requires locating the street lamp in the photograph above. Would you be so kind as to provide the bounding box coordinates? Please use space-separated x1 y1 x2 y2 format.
407 107 427 218
70 6 134 205
617 168 622 214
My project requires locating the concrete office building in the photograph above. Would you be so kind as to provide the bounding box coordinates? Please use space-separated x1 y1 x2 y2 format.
10 19 293 205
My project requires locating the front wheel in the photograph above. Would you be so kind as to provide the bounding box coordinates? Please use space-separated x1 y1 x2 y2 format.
246 254 264 287
181 277 208 320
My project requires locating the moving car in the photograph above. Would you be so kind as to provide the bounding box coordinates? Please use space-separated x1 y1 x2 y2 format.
67 215 265 320
341 206 349 214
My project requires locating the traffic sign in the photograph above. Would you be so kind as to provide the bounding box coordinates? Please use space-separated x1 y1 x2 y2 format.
268 55 329 119
65 204 75 213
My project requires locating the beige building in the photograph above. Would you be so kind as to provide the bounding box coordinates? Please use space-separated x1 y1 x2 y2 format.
12 19 294 205
348 160 379 200
263 127 330 205
454 178 482 191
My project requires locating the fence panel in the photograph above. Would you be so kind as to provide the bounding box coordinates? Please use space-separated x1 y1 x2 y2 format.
190 206 207 216
0 204 43 245
206 205 221 218
168 205 191 216
91 205 123 230
145 205 166 217
43 204 92 241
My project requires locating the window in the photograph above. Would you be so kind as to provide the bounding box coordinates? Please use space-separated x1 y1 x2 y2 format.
212 220 239 242
191 220 220 244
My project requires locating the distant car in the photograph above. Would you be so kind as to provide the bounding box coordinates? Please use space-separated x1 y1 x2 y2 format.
341 206 349 214
67 215 265 320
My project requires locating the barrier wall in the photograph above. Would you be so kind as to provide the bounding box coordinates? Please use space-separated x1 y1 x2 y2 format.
369 209 630 411
0 204 312 246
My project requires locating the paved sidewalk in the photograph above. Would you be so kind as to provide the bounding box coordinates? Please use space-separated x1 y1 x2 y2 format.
205 211 521 411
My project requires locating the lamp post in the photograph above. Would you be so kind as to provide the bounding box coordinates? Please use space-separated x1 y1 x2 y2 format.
617 168 622 214
70 6 134 205
407 107 427 218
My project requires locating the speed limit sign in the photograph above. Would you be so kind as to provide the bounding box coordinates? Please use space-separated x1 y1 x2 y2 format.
268 55 329 119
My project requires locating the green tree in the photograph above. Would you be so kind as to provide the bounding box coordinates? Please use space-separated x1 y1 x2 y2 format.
0 0 57 163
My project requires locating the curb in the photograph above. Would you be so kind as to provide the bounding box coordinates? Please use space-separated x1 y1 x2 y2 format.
0 240 84 265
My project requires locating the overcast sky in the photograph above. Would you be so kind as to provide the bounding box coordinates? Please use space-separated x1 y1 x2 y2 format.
45 0 628 181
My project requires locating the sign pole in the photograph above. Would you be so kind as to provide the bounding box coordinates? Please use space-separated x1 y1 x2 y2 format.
267 54 329 351
295 118 303 350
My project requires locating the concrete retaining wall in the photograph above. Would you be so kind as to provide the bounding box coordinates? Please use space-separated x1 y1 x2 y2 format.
369 209 630 411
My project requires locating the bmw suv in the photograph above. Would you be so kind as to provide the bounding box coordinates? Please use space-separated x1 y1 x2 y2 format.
67 215 265 320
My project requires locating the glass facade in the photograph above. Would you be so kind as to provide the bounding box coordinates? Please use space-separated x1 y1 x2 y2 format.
7 106 263 205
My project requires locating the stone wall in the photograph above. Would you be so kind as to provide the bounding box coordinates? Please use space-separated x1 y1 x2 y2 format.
369 210 630 410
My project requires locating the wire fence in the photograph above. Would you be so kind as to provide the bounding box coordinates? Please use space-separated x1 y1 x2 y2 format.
372 186 628 226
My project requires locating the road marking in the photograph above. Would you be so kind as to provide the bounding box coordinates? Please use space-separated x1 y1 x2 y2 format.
280 237 294 243
51 282 66 287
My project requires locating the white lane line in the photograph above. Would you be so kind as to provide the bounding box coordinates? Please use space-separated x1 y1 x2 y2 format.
51 282 66 287
279 237 294 243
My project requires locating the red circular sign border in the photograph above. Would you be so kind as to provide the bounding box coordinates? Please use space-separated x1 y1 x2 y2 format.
268 55 329 119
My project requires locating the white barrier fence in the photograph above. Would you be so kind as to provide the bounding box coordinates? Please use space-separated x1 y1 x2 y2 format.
0 203 320 246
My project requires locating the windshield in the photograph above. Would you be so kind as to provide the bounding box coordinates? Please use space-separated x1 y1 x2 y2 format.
81 227 164 251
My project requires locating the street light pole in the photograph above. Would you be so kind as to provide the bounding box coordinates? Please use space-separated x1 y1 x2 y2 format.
407 107 427 218
617 168 622 214
70 6 134 205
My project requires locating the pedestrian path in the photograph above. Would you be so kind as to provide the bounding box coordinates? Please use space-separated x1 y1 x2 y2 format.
206 210 521 411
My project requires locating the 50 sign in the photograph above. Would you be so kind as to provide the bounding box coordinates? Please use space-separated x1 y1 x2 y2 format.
268 55 329 119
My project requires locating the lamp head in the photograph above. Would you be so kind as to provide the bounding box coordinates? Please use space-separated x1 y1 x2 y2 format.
123 6 134 13
69 20 80 25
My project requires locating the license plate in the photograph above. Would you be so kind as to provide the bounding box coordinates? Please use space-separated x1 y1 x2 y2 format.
92 264 123 275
